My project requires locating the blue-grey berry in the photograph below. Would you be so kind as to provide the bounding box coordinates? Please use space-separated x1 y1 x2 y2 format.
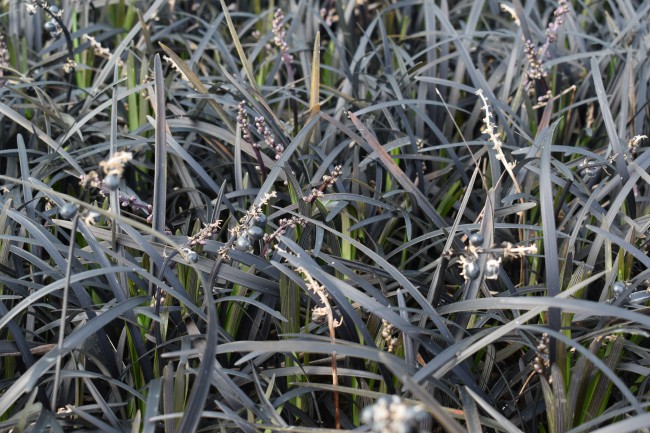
247 225 264 241
49 5 60 14
235 234 252 251
469 232 484 247
579 166 598 178
44 20 57 33
59 203 77 219
464 260 480 279
187 251 198 263
612 282 626 297
103 174 120 191
252 213 267 228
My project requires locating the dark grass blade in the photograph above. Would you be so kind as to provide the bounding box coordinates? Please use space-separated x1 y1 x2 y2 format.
0 102 83 175
0 266 132 330
84 0 166 102
590 56 634 218
586 225 650 268
580 413 650 433
175 272 218 433
51 212 80 411
583 335 624 424
158 43 235 131
458 378 483 432
254 113 321 204
67 406 123 433
0 296 147 415
413 272 605 382
130 122 236 215
76 223 153 381
78 375 122 430
348 111 453 236
143 378 163 433
6 209 119 376
464 386 524 433
538 119 562 361
273 236 479 390
401 375 467 433
217 0 258 92
152 53 167 237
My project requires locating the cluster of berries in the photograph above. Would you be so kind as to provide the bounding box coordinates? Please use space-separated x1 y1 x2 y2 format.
458 233 500 280
457 233 537 281
30 3 63 38
234 213 267 252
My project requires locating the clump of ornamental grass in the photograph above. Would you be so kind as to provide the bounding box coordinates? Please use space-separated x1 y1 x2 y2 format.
0 1 649 433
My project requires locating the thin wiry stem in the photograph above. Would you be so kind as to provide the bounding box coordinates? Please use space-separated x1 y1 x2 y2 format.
51 211 79 411
299 268 341 429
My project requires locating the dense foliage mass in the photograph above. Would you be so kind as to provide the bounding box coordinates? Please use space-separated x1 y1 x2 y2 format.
0 0 649 432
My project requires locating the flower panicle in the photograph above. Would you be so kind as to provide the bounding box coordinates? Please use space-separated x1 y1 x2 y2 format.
303 165 343 203
544 0 569 46
254 116 284 159
272 9 293 65
237 101 254 146
163 55 188 82
0 34 9 82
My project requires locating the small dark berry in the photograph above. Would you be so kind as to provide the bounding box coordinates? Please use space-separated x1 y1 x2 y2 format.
44 20 57 33
59 203 77 219
252 213 267 228
579 167 598 178
469 232 484 247
49 5 60 14
103 174 120 191
464 261 480 279
235 234 252 251
612 282 626 297
187 251 198 263
247 225 264 241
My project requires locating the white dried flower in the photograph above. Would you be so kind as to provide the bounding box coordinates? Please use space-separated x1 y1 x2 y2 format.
99 151 132 177
629 135 647 148
500 3 520 25
361 396 426 433
485 257 502 280
476 89 520 192
62 58 77 73
163 55 189 82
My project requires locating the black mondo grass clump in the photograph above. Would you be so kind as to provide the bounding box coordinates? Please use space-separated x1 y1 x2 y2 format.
1 0 650 432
